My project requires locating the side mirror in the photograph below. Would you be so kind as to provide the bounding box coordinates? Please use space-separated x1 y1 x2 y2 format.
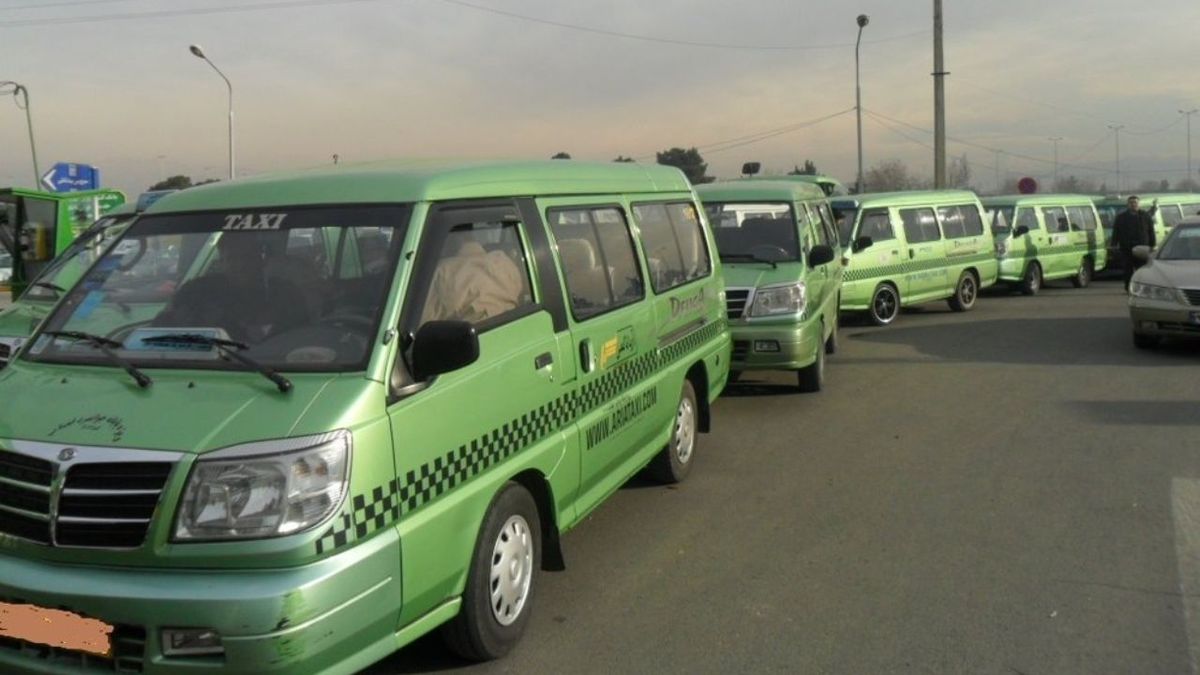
1013 225 1030 238
1132 245 1152 263
808 244 835 267
851 236 873 253
411 320 480 381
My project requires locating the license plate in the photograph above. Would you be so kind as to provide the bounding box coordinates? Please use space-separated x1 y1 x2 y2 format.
0 601 113 658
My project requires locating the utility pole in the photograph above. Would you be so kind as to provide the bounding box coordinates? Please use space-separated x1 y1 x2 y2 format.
993 150 1002 194
0 81 40 187
1108 124 1124 192
1048 137 1063 188
932 0 948 188
854 14 870 194
1182 109 1198 187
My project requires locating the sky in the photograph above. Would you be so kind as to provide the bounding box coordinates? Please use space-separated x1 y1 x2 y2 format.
1 0 1198 196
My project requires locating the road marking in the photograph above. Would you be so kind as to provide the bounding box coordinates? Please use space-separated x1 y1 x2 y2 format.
1172 478 1200 674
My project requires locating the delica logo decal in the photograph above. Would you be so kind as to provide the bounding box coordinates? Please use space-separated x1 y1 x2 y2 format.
599 327 636 369
670 288 706 319
223 213 288 230
585 388 658 450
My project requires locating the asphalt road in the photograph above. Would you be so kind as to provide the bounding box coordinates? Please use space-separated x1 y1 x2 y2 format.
365 277 1200 674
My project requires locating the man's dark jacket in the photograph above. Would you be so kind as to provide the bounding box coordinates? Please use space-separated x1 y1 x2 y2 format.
1112 207 1157 251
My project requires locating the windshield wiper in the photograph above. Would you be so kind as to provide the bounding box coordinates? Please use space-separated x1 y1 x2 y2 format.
140 333 293 394
720 253 778 269
42 330 152 389
30 281 66 296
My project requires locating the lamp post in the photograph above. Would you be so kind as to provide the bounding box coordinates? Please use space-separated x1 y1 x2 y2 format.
1048 137 1063 188
1108 124 1124 192
0 81 41 187
1182 109 1198 187
854 14 869 194
189 45 235 180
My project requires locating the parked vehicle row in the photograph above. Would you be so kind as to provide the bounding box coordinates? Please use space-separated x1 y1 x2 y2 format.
982 194 1106 294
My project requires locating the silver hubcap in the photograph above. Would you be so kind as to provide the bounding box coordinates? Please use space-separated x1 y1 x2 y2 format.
961 277 976 305
490 515 533 626
674 397 696 464
874 290 897 322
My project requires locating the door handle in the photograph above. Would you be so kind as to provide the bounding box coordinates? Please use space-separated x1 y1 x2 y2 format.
534 352 553 370
909 249 916 259
578 339 595 374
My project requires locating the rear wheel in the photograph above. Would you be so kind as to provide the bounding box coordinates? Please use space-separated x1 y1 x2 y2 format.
1020 261 1042 296
869 284 900 326
648 379 698 484
947 271 979 312
797 331 825 393
1071 259 1093 288
1133 332 1160 350
442 483 541 661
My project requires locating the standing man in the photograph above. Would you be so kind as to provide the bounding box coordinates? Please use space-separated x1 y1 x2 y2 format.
1111 195 1158 291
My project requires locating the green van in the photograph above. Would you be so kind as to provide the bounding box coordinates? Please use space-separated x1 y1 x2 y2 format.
1095 193 1200 270
832 191 999 325
981 195 1107 294
695 180 842 391
0 203 142 367
0 160 730 673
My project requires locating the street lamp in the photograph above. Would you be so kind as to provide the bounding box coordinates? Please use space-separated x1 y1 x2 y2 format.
1181 109 1198 188
0 81 41 187
1048 137 1063 188
1108 124 1124 192
189 44 235 180
854 14 869 194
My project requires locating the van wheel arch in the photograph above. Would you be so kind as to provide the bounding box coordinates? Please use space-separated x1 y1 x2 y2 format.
685 362 710 433
510 470 565 572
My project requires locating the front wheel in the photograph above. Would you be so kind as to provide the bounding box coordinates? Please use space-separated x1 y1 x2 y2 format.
442 483 542 661
947 271 978 312
869 284 900 326
797 333 825 393
1071 259 1093 288
825 311 839 355
1020 261 1042 296
648 379 698 484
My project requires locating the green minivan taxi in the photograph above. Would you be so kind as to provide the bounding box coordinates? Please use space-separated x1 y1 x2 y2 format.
0 160 730 673
832 190 999 325
981 194 1107 294
696 180 842 391
1095 193 1200 270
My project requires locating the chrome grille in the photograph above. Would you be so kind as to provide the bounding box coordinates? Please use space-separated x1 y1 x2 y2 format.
1182 289 1200 306
726 288 752 319
0 447 174 549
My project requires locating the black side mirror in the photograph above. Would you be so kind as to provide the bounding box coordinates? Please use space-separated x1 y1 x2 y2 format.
851 236 874 253
1013 225 1030 238
808 244 835 267
411 320 480 381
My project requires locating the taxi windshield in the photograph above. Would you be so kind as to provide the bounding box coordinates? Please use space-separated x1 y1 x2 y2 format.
26 205 408 373
21 214 136 301
703 202 800 262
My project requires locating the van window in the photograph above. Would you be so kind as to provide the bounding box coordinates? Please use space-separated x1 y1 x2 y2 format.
937 205 982 239
551 207 645 320
1066 206 1097 231
900 208 941 243
1160 204 1184 228
1042 207 1069 233
631 202 711 293
814 202 839 248
832 204 858 246
417 207 534 327
858 209 895 243
706 202 801 263
1184 203 1200 219
1014 207 1039 231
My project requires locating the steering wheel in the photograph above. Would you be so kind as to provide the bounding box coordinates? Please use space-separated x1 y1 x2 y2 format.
748 244 790 261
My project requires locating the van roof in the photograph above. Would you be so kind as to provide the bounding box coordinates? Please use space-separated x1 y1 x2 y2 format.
980 194 1099 207
695 179 826 202
1093 193 1200 205
829 189 979 209
145 160 693 214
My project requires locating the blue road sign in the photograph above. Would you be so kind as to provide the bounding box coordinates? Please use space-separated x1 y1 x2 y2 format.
40 162 100 193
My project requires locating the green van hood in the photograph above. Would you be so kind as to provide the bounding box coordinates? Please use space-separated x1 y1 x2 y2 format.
722 261 806 289
0 300 50 340
0 361 380 453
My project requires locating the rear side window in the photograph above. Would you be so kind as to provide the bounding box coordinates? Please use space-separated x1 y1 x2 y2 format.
900 208 941 243
550 207 645 320
858 210 895 243
813 202 839 248
1185 203 1200 218
1066 206 1097 231
1160 204 1184 228
631 202 711 293
1015 208 1039 231
1042 207 1069 233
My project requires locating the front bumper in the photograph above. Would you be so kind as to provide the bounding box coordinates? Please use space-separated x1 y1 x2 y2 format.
0 530 402 675
729 319 821 371
1129 301 1200 339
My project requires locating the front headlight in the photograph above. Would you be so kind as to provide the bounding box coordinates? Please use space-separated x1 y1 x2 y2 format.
750 282 807 317
1129 282 1183 304
174 431 351 541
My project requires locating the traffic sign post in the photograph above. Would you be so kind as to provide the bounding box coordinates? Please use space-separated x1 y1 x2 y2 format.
40 162 100 193
1017 177 1039 195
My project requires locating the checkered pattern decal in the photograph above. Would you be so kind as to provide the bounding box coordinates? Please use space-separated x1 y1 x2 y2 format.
844 251 994 283
315 318 726 554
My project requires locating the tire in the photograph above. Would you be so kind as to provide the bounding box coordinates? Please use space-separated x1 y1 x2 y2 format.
648 379 698 484
797 331 825 393
1133 332 1160 350
1020 261 1042 296
947 271 979 312
868 283 900 326
1071 259 1093 289
442 483 542 661
727 370 742 385
824 311 839 355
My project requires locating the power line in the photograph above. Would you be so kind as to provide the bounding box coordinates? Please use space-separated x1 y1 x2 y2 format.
0 0 392 27
0 0 136 11
864 111 935 151
634 107 854 162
